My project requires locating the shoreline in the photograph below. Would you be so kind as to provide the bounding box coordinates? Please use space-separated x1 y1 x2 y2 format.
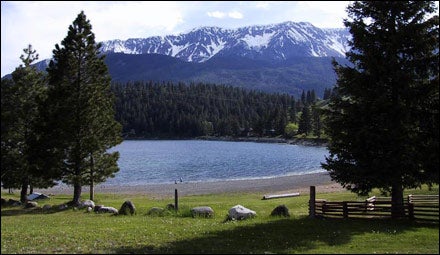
125 136 329 147
7 172 345 199
196 136 328 147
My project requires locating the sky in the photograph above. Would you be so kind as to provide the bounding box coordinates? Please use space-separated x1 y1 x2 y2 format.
1 1 352 77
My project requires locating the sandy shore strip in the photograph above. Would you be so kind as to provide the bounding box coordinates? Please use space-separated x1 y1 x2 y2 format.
10 172 345 199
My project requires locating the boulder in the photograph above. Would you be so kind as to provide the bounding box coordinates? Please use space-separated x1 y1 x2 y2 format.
42 204 52 211
94 205 104 212
25 201 38 208
147 207 165 216
227 205 256 220
58 204 69 210
191 206 214 218
166 203 175 210
79 200 95 209
97 206 119 215
270 204 290 217
119 200 136 215
8 199 21 206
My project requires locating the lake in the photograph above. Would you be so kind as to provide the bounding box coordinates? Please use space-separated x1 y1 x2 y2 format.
105 140 329 186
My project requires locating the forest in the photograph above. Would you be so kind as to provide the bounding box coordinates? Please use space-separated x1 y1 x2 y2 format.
111 80 330 139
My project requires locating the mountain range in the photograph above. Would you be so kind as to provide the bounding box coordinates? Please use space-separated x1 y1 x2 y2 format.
4 21 352 98
101 21 350 62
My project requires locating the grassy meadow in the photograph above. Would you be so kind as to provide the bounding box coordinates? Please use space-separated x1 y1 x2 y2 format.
1 185 438 254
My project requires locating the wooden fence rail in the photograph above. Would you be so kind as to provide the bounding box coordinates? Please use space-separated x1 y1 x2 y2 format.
309 186 439 222
407 195 439 222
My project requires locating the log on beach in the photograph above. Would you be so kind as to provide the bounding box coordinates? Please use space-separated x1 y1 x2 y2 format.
262 192 300 200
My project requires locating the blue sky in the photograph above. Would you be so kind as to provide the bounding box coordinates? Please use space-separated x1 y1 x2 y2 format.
1 1 351 77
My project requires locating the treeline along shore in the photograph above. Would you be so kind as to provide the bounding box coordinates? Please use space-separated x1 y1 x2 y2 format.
122 136 328 147
113 80 331 141
195 136 328 147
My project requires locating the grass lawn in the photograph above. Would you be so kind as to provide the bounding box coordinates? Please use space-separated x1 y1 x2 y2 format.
1 185 438 254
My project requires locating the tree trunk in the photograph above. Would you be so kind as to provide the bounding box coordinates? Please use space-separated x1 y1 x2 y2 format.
29 182 33 195
72 182 82 206
89 153 94 201
20 177 29 203
90 178 94 201
391 181 405 218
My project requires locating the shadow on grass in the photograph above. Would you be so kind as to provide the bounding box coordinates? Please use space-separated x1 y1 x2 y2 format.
113 216 438 254
1 204 80 216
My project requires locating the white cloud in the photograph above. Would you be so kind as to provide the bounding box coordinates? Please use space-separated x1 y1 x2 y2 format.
207 10 243 20
207 11 226 19
255 2 270 9
228 11 243 19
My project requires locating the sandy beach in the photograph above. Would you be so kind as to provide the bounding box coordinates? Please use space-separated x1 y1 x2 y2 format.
16 172 345 199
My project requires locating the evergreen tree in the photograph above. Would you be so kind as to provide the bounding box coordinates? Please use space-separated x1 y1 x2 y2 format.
297 106 312 136
323 88 332 100
322 1 439 218
306 90 312 105
312 103 322 138
1 78 22 194
45 11 122 204
0 45 55 202
311 89 317 102
289 97 297 123
301 90 306 105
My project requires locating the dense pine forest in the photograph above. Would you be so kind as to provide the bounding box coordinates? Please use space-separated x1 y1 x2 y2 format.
111 81 329 139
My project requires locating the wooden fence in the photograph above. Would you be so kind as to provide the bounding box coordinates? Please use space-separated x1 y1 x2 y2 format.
308 186 439 222
407 194 439 222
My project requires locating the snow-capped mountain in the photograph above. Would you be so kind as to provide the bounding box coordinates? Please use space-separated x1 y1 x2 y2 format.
2 21 351 98
100 21 350 63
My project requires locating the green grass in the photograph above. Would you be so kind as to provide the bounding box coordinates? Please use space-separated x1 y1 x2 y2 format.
1 186 438 254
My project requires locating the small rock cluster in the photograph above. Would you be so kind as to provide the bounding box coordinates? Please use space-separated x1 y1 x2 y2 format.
80 199 137 216
1 196 290 221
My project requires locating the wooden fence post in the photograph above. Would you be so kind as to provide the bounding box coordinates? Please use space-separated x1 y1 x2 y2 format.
408 203 414 220
407 195 414 220
343 202 348 218
309 186 316 218
174 189 178 211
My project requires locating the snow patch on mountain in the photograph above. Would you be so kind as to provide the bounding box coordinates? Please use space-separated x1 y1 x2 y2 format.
242 31 275 49
100 21 350 63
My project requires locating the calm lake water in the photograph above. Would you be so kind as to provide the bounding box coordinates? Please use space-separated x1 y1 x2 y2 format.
105 140 329 186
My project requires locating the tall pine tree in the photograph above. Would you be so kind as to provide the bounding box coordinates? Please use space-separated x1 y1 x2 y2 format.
45 11 122 204
298 106 311 136
1 45 58 202
322 1 439 218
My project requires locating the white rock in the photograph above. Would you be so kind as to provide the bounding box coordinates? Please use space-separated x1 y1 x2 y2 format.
80 200 95 209
228 205 256 220
98 206 118 214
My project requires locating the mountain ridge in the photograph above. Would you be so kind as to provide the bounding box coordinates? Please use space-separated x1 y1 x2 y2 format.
100 21 350 63
2 21 352 98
